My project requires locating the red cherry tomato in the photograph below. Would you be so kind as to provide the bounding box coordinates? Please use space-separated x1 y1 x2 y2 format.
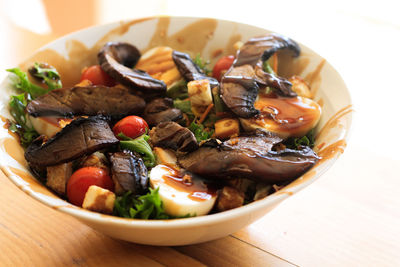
113 115 149 139
80 65 116 86
67 167 114 207
212 55 235 81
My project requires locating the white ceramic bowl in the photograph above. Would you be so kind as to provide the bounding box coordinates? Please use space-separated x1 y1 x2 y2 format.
0 16 353 246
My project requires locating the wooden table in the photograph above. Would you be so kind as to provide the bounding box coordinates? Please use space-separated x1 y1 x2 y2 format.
1 1 399 266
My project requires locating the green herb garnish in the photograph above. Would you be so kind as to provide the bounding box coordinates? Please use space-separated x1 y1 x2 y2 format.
29 62 62 90
114 188 170 219
262 60 275 75
114 188 193 219
261 61 274 94
166 80 188 99
6 66 59 147
119 133 156 168
8 94 39 147
284 129 316 149
173 99 192 114
188 121 214 142
193 53 211 76
211 86 225 113
7 67 49 98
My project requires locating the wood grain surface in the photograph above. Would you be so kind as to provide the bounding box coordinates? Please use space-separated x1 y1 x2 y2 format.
0 170 292 267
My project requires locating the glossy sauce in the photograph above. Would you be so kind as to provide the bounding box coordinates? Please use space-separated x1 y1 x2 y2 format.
1 138 26 167
147 17 217 54
278 104 353 192
18 17 217 88
251 94 321 136
305 59 326 96
317 140 346 162
224 33 242 55
41 116 73 127
8 167 55 197
160 165 215 202
315 104 353 141
5 17 353 206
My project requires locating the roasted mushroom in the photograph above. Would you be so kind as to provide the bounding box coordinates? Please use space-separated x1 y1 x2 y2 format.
109 151 148 195
172 50 219 88
220 33 301 118
233 33 300 67
25 116 119 166
143 98 183 127
253 65 296 97
98 42 166 93
149 121 198 153
26 85 145 119
178 131 319 183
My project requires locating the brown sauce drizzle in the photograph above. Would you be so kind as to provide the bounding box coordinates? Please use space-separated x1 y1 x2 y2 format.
315 104 353 142
277 51 310 78
8 166 55 197
1 138 26 167
317 98 324 107
305 59 326 97
4 17 353 204
224 33 242 55
277 104 352 192
317 140 347 163
18 17 218 87
160 165 215 202
41 116 73 127
212 48 224 58
146 17 218 55
249 94 321 136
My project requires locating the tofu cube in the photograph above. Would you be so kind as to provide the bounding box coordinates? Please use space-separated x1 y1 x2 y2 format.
187 79 213 116
289 75 312 98
214 118 240 140
82 185 116 214
216 186 244 212
153 147 177 165
46 162 73 196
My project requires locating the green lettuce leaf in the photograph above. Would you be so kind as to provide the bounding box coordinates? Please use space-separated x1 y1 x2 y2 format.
29 62 62 90
113 188 170 219
284 128 316 149
6 67 49 98
119 133 156 168
193 53 211 76
188 121 213 142
8 94 38 147
173 99 192 114
166 80 188 99
114 188 193 220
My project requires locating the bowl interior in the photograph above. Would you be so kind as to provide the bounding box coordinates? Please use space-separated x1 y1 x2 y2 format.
0 16 352 231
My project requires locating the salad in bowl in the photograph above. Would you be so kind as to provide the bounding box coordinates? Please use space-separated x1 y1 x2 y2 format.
0 17 351 245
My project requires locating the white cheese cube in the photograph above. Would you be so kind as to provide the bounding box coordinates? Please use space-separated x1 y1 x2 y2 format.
153 147 177 165
82 185 115 214
187 79 213 116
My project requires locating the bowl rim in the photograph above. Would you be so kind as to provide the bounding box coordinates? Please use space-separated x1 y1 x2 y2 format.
0 15 353 228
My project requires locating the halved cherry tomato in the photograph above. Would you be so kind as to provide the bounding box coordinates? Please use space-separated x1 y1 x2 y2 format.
212 55 235 81
113 115 148 139
80 65 116 86
67 167 114 207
